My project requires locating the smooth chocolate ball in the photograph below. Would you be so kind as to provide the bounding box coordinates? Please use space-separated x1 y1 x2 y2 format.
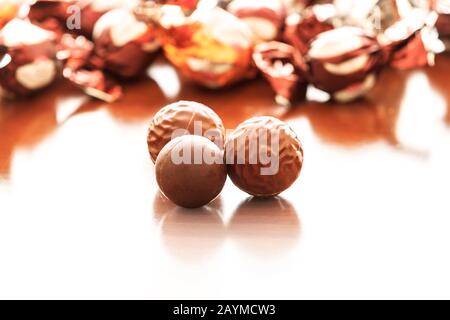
225 116 303 197
155 135 227 208
148 100 225 163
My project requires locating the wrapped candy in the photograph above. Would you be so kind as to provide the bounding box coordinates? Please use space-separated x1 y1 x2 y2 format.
152 6 255 88
434 0 450 48
0 0 20 29
153 0 200 11
92 8 160 78
27 0 74 39
77 0 139 37
379 8 444 69
303 27 385 103
0 19 59 97
227 0 287 42
59 34 123 102
253 41 307 105
284 4 335 55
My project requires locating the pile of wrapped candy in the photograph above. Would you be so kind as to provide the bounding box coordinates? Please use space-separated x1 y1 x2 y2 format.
1 0 450 104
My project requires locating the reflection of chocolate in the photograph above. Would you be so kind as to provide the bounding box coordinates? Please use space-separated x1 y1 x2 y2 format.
305 27 384 102
0 19 58 97
284 4 335 55
227 0 286 42
92 8 160 78
228 196 300 256
225 116 303 197
253 41 307 105
155 135 227 208
147 100 225 162
157 195 225 261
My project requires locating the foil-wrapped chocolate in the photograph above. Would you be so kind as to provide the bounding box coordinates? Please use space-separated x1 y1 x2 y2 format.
153 0 200 11
304 27 385 103
434 0 450 47
227 0 287 42
253 41 307 105
155 6 255 88
284 4 335 55
379 8 443 69
27 0 74 39
0 0 20 30
0 19 59 97
92 8 159 78
59 33 122 102
78 0 139 37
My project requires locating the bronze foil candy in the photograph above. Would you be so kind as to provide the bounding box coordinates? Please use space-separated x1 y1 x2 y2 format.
227 0 287 42
147 101 225 163
225 116 303 197
304 26 385 103
59 34 122 102
0 19 58 97
284 4 335 55
92 8 160 79
379 8 441 69
253 41 307 106
77 0 139 37
153 6 255 88
434 0 450 47
152 0 200 11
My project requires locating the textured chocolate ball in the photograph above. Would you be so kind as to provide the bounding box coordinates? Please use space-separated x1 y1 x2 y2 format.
148 101 225 162
155 135 227 208
225 116 303 197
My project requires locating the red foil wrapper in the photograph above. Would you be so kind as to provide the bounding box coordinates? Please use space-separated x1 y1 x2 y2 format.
156 6 255 88
92 8 160 78
153 0 200 11
0 19 59 97
77 0 139 37
304 27 385 102
58 34 122 102
379 8 442 69
253 41 307 105
284 4 335 55
434 1 450 41
227 0 287 42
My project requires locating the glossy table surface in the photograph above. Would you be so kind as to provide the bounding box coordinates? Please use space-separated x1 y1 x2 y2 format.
1 55 450 299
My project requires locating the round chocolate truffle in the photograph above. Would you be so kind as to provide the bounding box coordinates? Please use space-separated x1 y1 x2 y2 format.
155 135 227 208
225 116 303 197
147 100 225 162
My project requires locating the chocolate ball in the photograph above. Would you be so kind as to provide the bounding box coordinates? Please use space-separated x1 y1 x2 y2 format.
225 116 303 197
227 0 286 42
92 8 160 78
147 100 225 163
155 135 227 208
0 19 58 97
